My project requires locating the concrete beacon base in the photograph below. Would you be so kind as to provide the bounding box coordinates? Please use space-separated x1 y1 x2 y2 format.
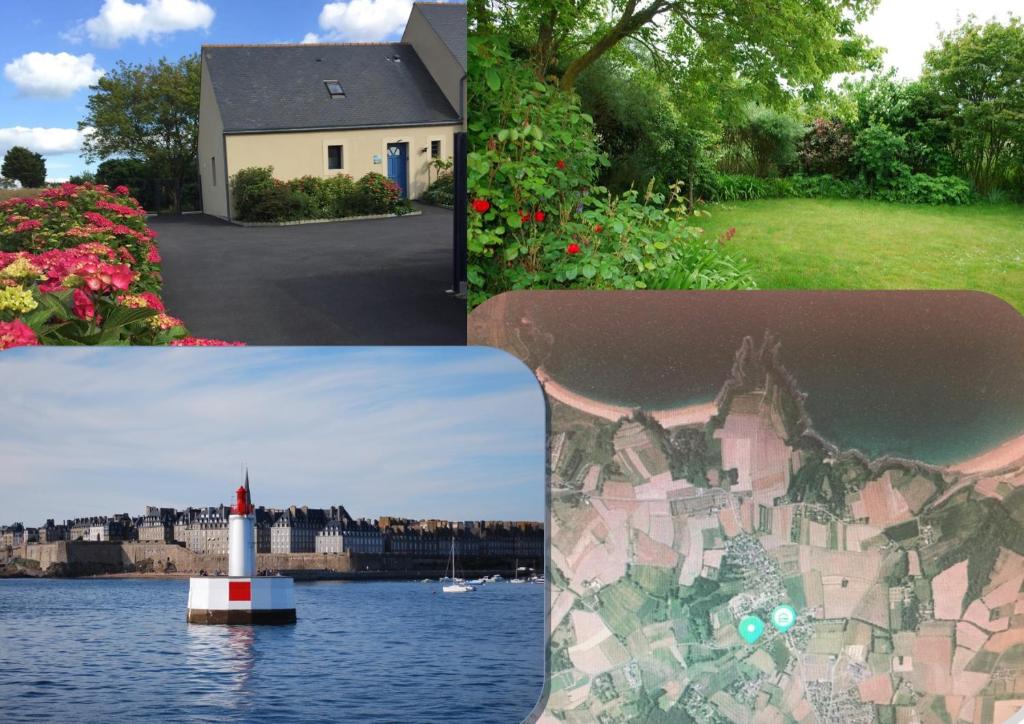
186 575 296 626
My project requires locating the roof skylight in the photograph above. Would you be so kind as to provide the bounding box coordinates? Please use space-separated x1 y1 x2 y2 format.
324 80 345 98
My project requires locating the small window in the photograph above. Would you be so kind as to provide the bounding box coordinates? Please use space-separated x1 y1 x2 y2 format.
430 140 441 159
324 80 345 98
327 145 343 170
211 156 217 186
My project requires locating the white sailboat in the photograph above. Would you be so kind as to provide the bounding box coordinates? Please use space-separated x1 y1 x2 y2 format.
509 558 527 583
442 536 475 593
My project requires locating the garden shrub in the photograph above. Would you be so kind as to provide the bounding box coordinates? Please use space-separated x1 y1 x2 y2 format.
322 174 357 217
421 172 454 207
0 183 240 348
231 166 277 221
231 167 405 221
853 124 910 188
734 103 805 177
799 118 855 177
878 174 972 205
355 172 404 215
467 36 756 306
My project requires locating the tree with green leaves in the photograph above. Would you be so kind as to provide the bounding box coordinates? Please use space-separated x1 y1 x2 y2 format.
921 15 1024 195
2 146 46 188
79 54 200 212
477 0 881 92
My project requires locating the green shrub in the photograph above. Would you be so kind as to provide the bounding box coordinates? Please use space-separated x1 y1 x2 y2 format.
735 104 805 177
878 174 972 205
231 167 389 221
853 124 910 188
355 172 404 214
231 166 277 221
421 172 454 206
323 174 357 217
790 174 867 199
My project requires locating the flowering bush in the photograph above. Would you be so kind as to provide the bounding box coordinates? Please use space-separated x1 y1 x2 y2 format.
0 183 239 348
467 36 756 307
231 167 409 222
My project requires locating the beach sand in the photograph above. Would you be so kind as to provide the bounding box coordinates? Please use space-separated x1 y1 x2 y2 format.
950 433 1024 475
536 368 716 428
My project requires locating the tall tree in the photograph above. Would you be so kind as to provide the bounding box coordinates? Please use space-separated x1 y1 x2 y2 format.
922 16 1024 194
481 0 881 91
79 54 200 212
1 146 46 188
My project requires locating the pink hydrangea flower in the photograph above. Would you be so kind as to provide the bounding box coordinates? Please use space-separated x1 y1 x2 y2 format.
114 185 130 195
170 337 245 347
15 219 41 233
0 320 39 349
72 288 96 320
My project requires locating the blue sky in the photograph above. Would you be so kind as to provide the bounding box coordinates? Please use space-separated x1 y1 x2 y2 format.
0 346 545 525
0 0 452 181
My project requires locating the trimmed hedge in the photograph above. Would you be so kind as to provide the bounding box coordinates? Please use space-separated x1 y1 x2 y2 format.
231 167 412 222
701 172 973 205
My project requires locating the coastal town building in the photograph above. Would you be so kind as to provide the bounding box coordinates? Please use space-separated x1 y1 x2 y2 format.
37 519 67 543
0 523 25 547
270 506 330 554
316 519 385 554
139 507 176 543
182 506 231 555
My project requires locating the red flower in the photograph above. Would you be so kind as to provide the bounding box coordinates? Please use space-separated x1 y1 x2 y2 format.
472 199 490 214
114 185 130 195
519 210 530 223
72 289 96 320
566 243 581 255
593 224 603 233
0 320 39 349
556 160 566 170
534 211 546 223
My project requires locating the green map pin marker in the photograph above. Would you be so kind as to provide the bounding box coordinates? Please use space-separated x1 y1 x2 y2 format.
738 615 765 644
771 605 797 633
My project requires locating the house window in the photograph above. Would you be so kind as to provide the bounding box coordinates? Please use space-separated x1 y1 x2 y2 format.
430 140 441 159
324 80 345 98
327 145 343 170
211 156 216 186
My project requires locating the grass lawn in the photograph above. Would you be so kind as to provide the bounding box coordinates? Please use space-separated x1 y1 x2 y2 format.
0 188 46 201
698 198 1024 313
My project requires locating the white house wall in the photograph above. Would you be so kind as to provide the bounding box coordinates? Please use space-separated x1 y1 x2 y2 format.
224 124 461 215
198 59 229 219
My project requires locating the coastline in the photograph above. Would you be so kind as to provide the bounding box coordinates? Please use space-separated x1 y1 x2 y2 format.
536 367 716 428
949 432 1024 475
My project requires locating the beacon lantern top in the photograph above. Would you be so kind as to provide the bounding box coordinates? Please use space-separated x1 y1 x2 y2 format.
232 485 252 515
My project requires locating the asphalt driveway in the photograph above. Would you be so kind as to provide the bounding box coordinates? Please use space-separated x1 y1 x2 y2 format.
153 203 466 345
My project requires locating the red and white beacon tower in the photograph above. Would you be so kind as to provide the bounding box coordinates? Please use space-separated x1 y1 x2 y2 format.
186 474 296 624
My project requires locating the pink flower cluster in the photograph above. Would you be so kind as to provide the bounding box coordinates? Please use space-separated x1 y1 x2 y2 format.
170 337 246 347
0 183 242 348
0 319 39 350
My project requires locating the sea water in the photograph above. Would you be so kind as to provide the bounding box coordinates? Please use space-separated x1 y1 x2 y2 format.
0 578 545 722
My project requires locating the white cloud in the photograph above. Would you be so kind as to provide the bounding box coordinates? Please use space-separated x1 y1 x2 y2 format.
81 0 215 46
0 126 94 156
4 52 104 98
311 0 413 42
301 32 321 44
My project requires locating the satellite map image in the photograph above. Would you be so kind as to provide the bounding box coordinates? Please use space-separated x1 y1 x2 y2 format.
469 291 1024 724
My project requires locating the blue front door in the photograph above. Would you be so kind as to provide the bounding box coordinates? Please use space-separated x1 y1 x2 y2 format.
387 143 409 199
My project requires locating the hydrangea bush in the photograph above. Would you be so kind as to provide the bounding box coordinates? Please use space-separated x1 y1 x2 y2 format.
0 183 241 349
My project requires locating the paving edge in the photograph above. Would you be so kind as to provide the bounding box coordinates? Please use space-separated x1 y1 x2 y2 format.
228 211 422 227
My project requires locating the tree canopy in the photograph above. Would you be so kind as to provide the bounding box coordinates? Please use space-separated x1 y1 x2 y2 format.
1 146 46 188
79 54 200 211
476 0 881 91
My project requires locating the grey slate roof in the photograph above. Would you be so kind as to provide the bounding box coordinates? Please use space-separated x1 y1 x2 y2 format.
414 2 467 72
203 42 460 133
